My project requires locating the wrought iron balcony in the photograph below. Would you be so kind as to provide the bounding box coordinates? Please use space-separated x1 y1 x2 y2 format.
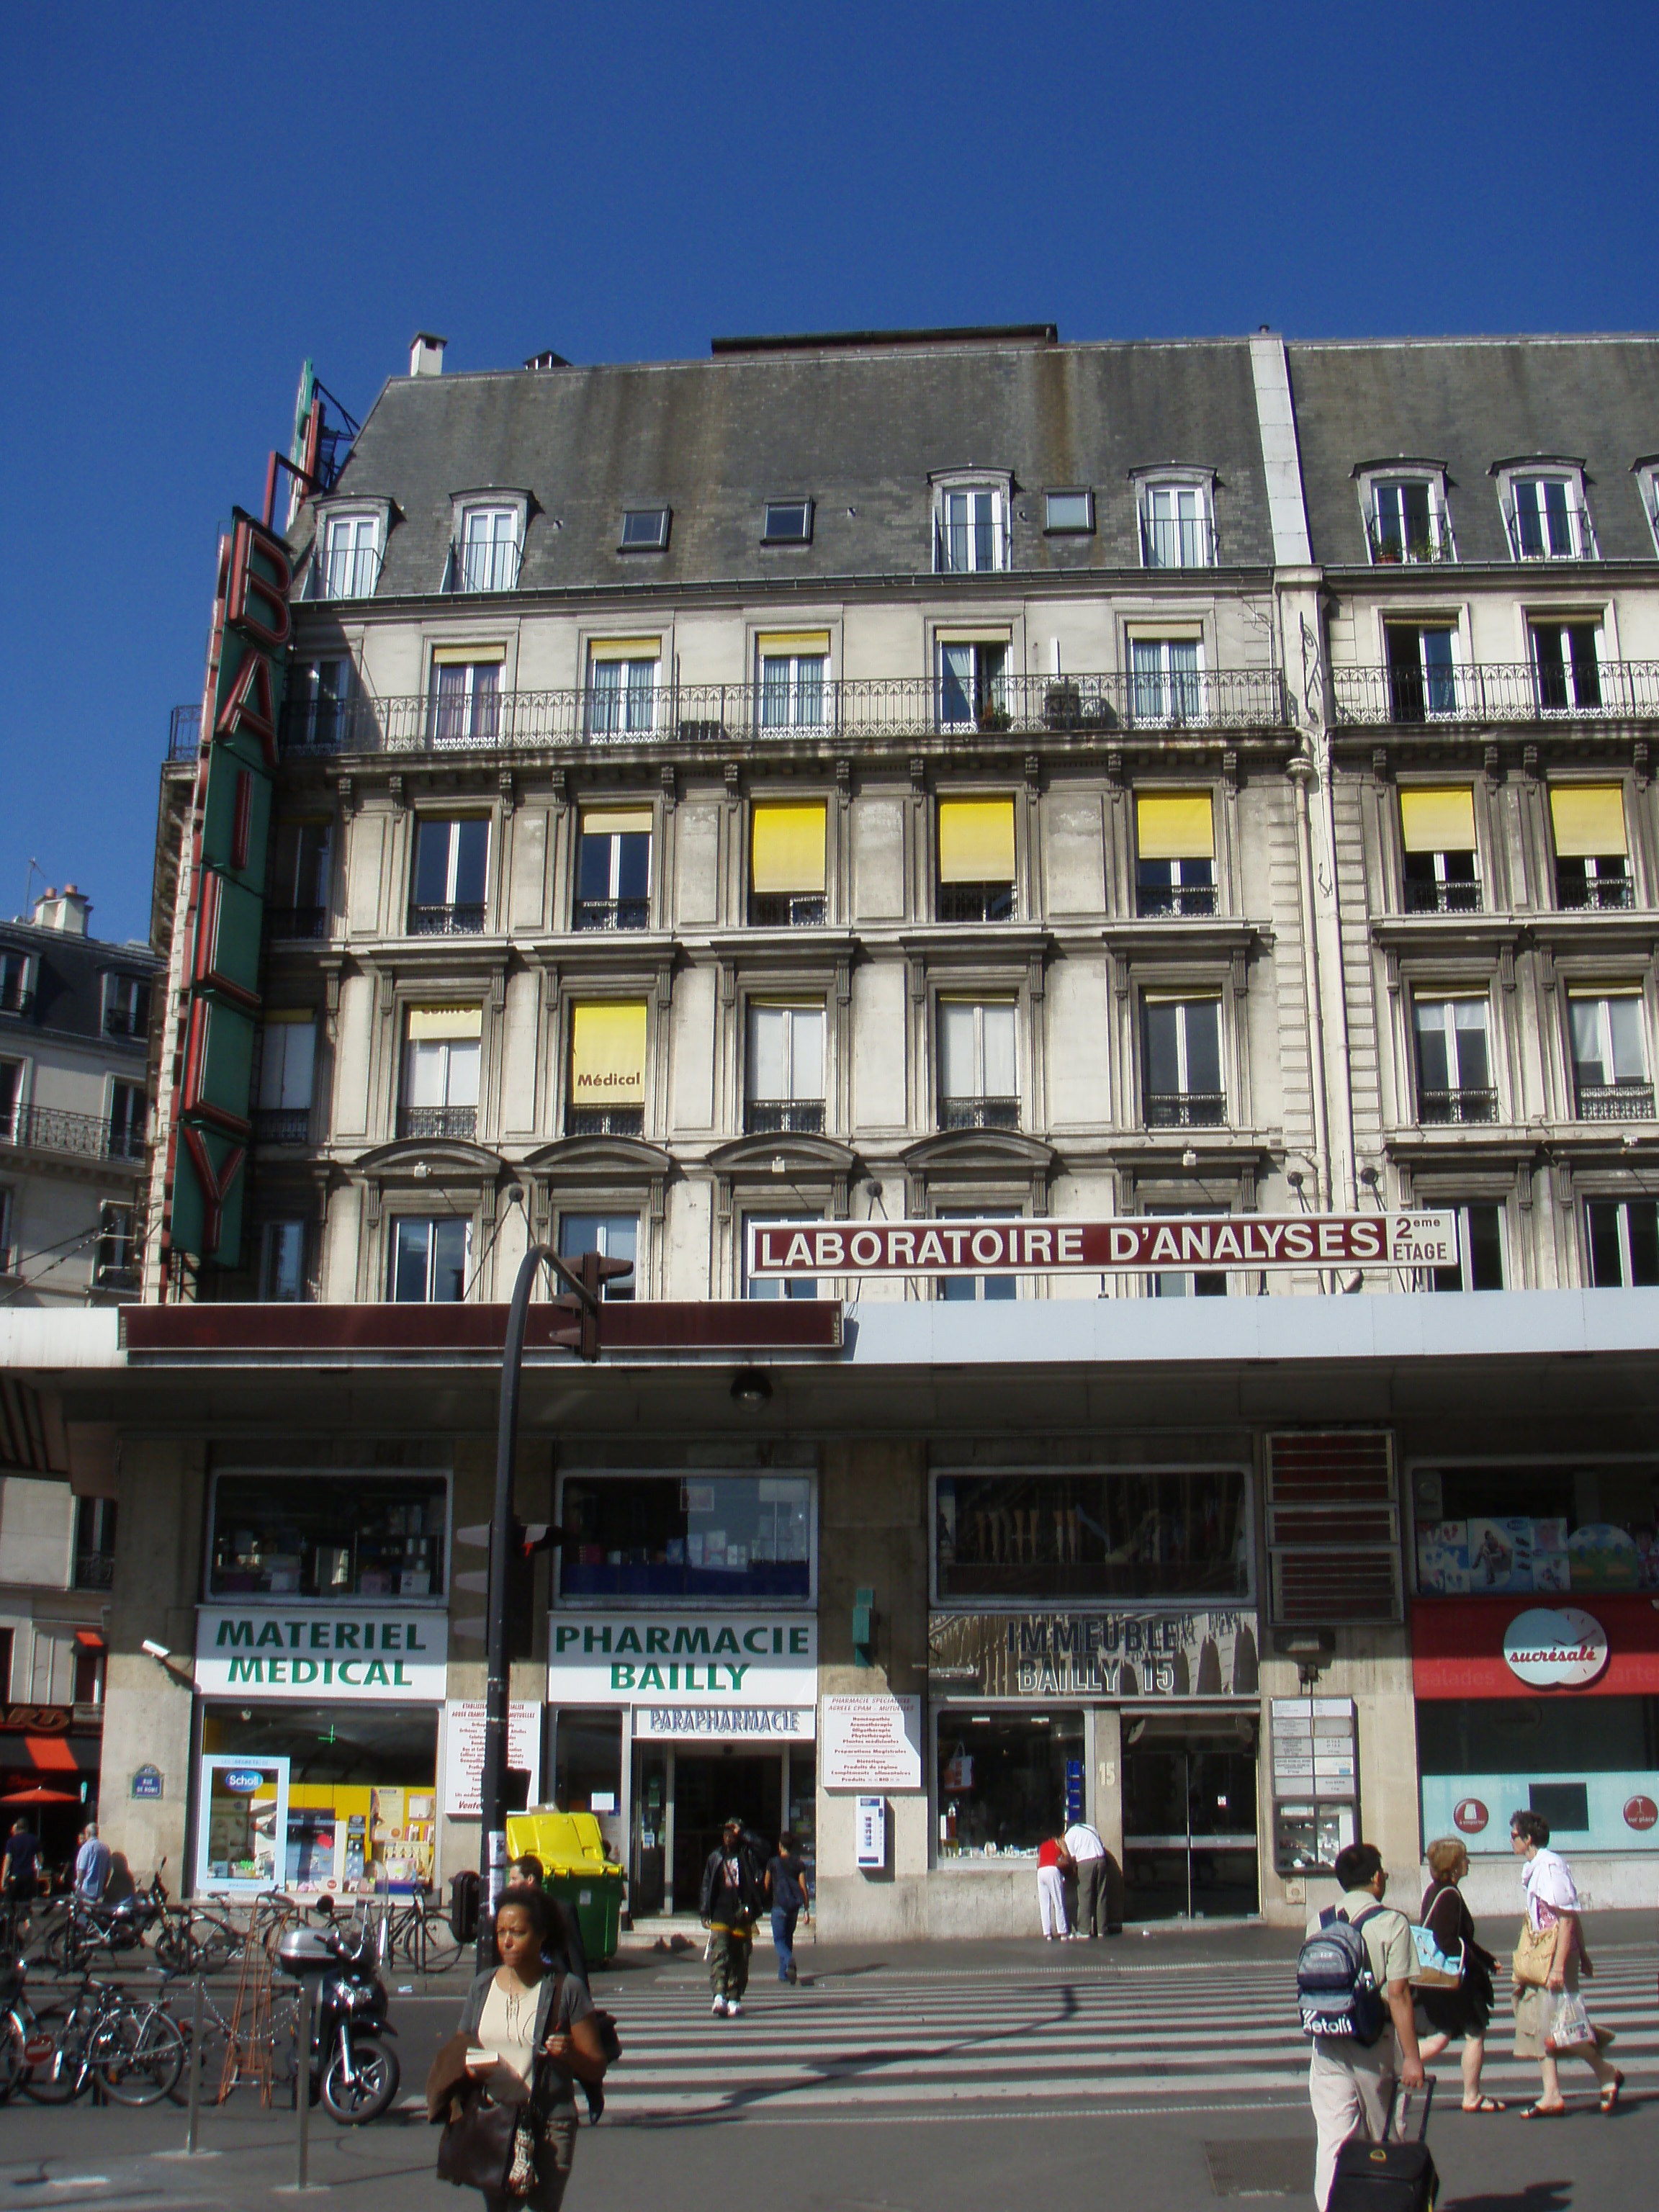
253 1108 312 1144
1140 514 1217 570
1 1105 146 1162
103 1004 150 1039
1575 1080 1655 1122
408 902 487 937
1403 878 1483 915
568 1106 644 1138
748 893 826 927
279 668 1290 757
938 883 1015 924
745 1101 826 1136
1506 500 1597 562
168 704 202 760
1136 881 1218 918
1365 519 1455 566
397 1106 477 1141
305 544 385 601
1418 1088 1498 1125
573 898 649 932
940 1097 1020 1131
267 905 328 940
1334 661 1659 727
446 538 523 594
1556 867 1634 912
73 1551 115 1591
1143 1092 1226 1129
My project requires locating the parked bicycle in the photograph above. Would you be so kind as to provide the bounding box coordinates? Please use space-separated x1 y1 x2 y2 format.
44 1864 176 1974
379 1888 462 1974
0 1969 185 2105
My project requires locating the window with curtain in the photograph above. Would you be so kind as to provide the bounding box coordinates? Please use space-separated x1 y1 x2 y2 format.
1550 783 1630 911
1140 485 1213 568
1385 625 1458 724
1136 791 1215 916
937 796 1015 922
1413 999 1495 1125
1399 785 1478 914
458 506 520 593
1531 621 1604 714
428 658 501 745
936 487 1005 573
410 817 488 933
1141 998 1223 1126
401 1006 481 1140
256 1013 316 1143
323 513 380 600
558 1213 639 1302
587 641 660 735
1570 994 1652 1120
270 820 331 938
750 801 827 925
289 657 353 749
569 1000 647 1135
757 634 828 730
745 1004 824 1135
575 808 651 930
392 1216 470 1303
938 642 1008 731
107 1080 145 1159
938 999 1018 1129
1509 477 1590 560
1130 637 1202 722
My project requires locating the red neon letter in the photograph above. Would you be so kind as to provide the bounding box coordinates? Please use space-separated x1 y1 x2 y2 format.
214 649 278 768
227 517 292 647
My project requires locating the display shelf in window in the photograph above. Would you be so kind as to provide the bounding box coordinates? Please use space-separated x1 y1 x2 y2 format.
208 1473 449 1601
557 1473 813 1601
934 1468 1250 1603
1412 1461 1659 1596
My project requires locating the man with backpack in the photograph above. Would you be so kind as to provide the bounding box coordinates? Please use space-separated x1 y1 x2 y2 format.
700 1816 764 2017
1298 1842 1425 2211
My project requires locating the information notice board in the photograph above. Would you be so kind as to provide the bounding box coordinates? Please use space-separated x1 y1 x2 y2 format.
822 1694 923 1791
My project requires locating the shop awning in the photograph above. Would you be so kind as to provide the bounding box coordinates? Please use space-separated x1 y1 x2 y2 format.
0 1733 102 1774
24 1736 78 1773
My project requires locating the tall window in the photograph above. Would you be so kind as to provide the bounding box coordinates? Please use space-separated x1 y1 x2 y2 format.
210 1472 449 1598
575 809 651 930
429 658 501 745
1140 484 1213 568
0 950 31 1015
569 1000 647 1136
937 797 1015 922
260 1220 309 1303
1148 1207 1227 1300
1550 784 1631 911
1531 620 1603 713
104 974 150 1038
744 1211 818 1300
0 1184 12 1272
939 999 1018 1130
73 1497 117 1591
1141 997 1223 1127
108 1081 145 1159
255 1013 316 1143
289 657 353 750
1400 786 1479 913
1385 625 1459 722
587 642 660 736
1431 1202 1504 1290
1509 476 1591 560
1586 1198 1659 1287
1413 998 1496 1124
94 1201 137 1290
1130 637 1202 723
323 513 380 600
410 817 488 934
745 1004 824 1135
392 1217 470 1302
557 1213 638 1302
270 819 332 938
938 642 1007 731
1136 791 1215 916
1369 480 1449 564
401 1007 480 1141
1569 993 1652 1120
750 801 826 925
0 1060 22 1143
936 487 1006 573
457 506 520 593
757 634 828 731
938 1206 1015 1303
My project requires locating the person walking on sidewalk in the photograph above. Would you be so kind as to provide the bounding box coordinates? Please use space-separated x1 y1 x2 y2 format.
1305 1842 1424 2212
73 1823 112 1903
767 1832 811 1984
1509 1809 1622 2118
1064 1817 1107 1938
1036 1833 1073 1940
1416 1836 1502 2112
701 1816 762 2017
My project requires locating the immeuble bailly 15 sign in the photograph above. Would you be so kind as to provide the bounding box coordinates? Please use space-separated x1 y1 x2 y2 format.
746 1211 1457 1282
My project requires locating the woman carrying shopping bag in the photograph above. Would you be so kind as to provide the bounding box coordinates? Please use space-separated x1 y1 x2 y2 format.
1509 1811 1622 2118
1416 1836 1503 2111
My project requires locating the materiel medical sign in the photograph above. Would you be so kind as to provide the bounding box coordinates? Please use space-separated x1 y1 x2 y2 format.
166 511 291 1265
746 1211 1457 1281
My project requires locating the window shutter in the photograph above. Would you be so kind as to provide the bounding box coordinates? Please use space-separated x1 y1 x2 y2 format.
1399 786 1475 853
570 1001 647 1105
756 631 831 657
938 799 1015 883
1550 783 1627 858
751 803 827 893
1266 1432 1401 1624
580 806 653 835
1136 791 1214 859
431 644 506 665
588 637 661 662
408 1005 482 1040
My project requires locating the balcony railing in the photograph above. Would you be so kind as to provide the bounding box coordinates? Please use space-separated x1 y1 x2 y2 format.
573 898 649 932
267 905 328 940
745 1102 826 1136
1140 514 1217 570
568 1106 644 1138
103 1004 150 1038
1143 1092 1226 1129
1575 1080 1655 1122
1556 868 1634 912
1136 882 1218 918
940 1097 1020 1131
397 1106 477 1141
1334 661 1659 727
73 1551 115 1592
305 544 385 601
748 894 826 928
1418 1088 1498 1125
1365 519 1455 566
168 704 202 759
446 538 523 594
1506 500 1597 562
408 903 487 937
938 883 1015 924
1403 878 1483 915
1 1105 145 1162
253 1108 312 1144
280 669 1290 757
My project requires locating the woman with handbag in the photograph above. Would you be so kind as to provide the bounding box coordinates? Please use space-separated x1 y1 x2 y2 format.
1509 1811 1623 2119
1416 1837 1503 2111
431 1885 609 2208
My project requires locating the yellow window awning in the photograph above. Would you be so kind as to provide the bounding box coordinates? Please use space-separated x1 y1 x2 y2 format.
570 1001 647 1105
588 637 661 662
1550 783 1627 858
752 802 827 893
431 643 505 665
1136 790 1214 860
581 806 654 835
938 797 1015 884
1400 786 1475 853
756 631 831 658
263 1007 314 1026
408 1005 482 1040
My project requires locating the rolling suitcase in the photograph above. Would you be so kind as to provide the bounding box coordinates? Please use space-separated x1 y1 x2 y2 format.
1327 2081 1437 2211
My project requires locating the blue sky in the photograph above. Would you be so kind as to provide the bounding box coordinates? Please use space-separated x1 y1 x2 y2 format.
4 0 1655 943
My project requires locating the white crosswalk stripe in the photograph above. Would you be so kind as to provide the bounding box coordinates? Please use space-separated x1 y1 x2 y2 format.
594 1950 1658 2123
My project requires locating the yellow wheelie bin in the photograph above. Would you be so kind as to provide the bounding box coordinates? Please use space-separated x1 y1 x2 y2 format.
506 1808 624 1964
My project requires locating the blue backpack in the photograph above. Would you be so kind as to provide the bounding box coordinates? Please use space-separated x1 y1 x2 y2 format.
1297 1905 1388 2043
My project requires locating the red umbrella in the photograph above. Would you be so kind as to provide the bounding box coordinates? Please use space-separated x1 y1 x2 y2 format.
0 1786 79 1804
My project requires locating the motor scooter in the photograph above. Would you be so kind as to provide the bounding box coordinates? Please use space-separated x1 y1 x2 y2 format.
275 1897 400 2123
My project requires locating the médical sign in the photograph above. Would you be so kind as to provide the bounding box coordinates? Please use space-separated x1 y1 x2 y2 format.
747 1211 1456 1281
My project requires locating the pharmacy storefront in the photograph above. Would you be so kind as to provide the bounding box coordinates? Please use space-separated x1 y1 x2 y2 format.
547 1454 819 1917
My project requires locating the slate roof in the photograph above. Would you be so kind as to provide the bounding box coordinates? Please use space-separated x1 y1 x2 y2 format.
1285 337 1659 567
0 920 158 1053
301 334 1280 593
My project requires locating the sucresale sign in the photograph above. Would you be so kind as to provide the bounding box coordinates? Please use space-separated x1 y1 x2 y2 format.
194 1608 448 1700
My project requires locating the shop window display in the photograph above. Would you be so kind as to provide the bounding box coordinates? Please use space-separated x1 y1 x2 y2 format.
209 1474 449 1600
936 1709 1082 1857
935 1470 1248 1601
201 1705 439 1894
1413 1462 1659 1594
1417 1694 1659 1856
559 1474 811 1600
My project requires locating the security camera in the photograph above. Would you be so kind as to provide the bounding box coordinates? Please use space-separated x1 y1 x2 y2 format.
142 1638 171 1661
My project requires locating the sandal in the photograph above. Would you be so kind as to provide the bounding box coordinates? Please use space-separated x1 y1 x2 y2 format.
1601 2072 1624 2114
1520 2103 1567 2120
1462 2096 1506 2113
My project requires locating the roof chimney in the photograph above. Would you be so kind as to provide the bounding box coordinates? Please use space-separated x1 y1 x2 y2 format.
34 884 91 935
410 332 448 377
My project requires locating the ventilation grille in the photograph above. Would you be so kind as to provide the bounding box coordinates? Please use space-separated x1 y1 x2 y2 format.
1267 1431 1401 1624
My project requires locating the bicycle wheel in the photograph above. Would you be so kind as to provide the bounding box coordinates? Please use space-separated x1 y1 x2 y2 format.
15 2007 90 2103
95 2008 186 2106
0 2010 24 2103
321 2032 399 2123
42 1920 89 1975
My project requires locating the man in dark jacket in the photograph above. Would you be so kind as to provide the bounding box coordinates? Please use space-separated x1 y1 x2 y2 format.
700 1817 763 2017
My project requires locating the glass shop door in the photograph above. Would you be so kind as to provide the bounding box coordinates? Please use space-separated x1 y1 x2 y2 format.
1122 1721 1259 1919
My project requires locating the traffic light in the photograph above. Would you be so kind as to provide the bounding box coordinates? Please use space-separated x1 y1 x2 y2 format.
853 1586 876 1668
546 1248 634 1359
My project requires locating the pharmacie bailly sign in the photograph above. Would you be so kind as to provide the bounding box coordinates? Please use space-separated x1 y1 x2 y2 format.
195 1607 448 1699
550 1614 817 1740
746 1210 1455 1282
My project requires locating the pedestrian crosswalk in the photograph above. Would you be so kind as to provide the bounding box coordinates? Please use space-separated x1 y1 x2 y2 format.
593 1948 1658 2123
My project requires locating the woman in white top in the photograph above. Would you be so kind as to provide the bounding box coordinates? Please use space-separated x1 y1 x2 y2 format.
1509 1810 1622 2118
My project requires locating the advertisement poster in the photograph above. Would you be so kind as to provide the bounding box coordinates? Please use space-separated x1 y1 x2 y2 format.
442 1701 544 1817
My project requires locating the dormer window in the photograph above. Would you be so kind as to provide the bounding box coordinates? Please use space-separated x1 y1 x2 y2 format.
1359 468 1454 565
1496 463 1596 560
1137 477 1215 568
319 510 383 600
619 505 670 552
933 477 1010 573
456 505 521 592
763 500 813 545
1637 459 1659 556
